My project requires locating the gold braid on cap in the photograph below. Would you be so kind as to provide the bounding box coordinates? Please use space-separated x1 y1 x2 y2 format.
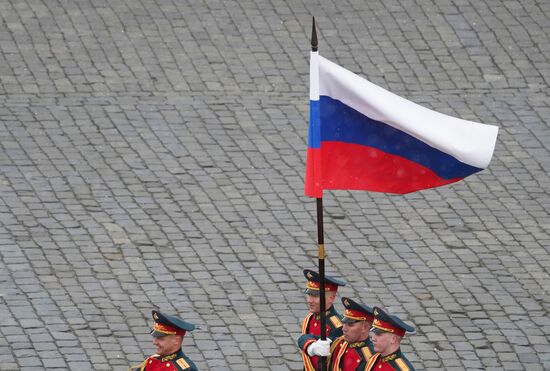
344 308 367 321
153 322 177 335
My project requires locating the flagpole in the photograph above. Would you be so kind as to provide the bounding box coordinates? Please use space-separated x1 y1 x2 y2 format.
316 198 327 371
311 16 328 371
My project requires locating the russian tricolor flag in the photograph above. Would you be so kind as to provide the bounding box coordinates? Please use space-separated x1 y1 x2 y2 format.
305 52 499 197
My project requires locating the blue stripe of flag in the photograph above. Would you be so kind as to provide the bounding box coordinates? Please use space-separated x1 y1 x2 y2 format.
308 100 321 148
319 96 481 180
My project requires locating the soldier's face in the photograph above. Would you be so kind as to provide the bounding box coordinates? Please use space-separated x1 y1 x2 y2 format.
371 331 398 355
342 321 369 343
306 292 336 313
306 293 320 313
152 334 183 356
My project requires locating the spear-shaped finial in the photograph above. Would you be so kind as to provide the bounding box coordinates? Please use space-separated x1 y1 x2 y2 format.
311 16 318 52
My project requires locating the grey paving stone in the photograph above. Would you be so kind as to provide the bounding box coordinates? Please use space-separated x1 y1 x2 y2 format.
0 0 549 370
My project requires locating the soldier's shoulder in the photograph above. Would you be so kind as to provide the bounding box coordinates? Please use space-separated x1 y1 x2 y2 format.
173 353 198 371
391 355 414 371
128 355 157 371
331 335 345 348
360 343 373 361
328 314 342 328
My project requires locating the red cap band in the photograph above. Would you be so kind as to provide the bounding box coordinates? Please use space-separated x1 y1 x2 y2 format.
372 318 405 337
306 280 339 292
153 322 186 336
344 308 374 322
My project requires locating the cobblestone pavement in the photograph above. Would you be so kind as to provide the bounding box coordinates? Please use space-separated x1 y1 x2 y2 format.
1 0 549 370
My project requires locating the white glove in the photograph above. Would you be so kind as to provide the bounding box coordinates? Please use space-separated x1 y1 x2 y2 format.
307 338 332 357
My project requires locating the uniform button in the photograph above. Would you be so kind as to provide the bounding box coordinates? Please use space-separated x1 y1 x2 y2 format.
166 364 170 367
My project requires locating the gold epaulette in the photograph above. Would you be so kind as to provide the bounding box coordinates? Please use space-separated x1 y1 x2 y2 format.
394 358 410 371
176 358 191 369
361 346 372 361
329 315 342 328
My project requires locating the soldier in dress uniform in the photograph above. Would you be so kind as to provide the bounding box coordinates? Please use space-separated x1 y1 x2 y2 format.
365 307 415 371
325 297 376 370
130 310 198 371
297 269 347 371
